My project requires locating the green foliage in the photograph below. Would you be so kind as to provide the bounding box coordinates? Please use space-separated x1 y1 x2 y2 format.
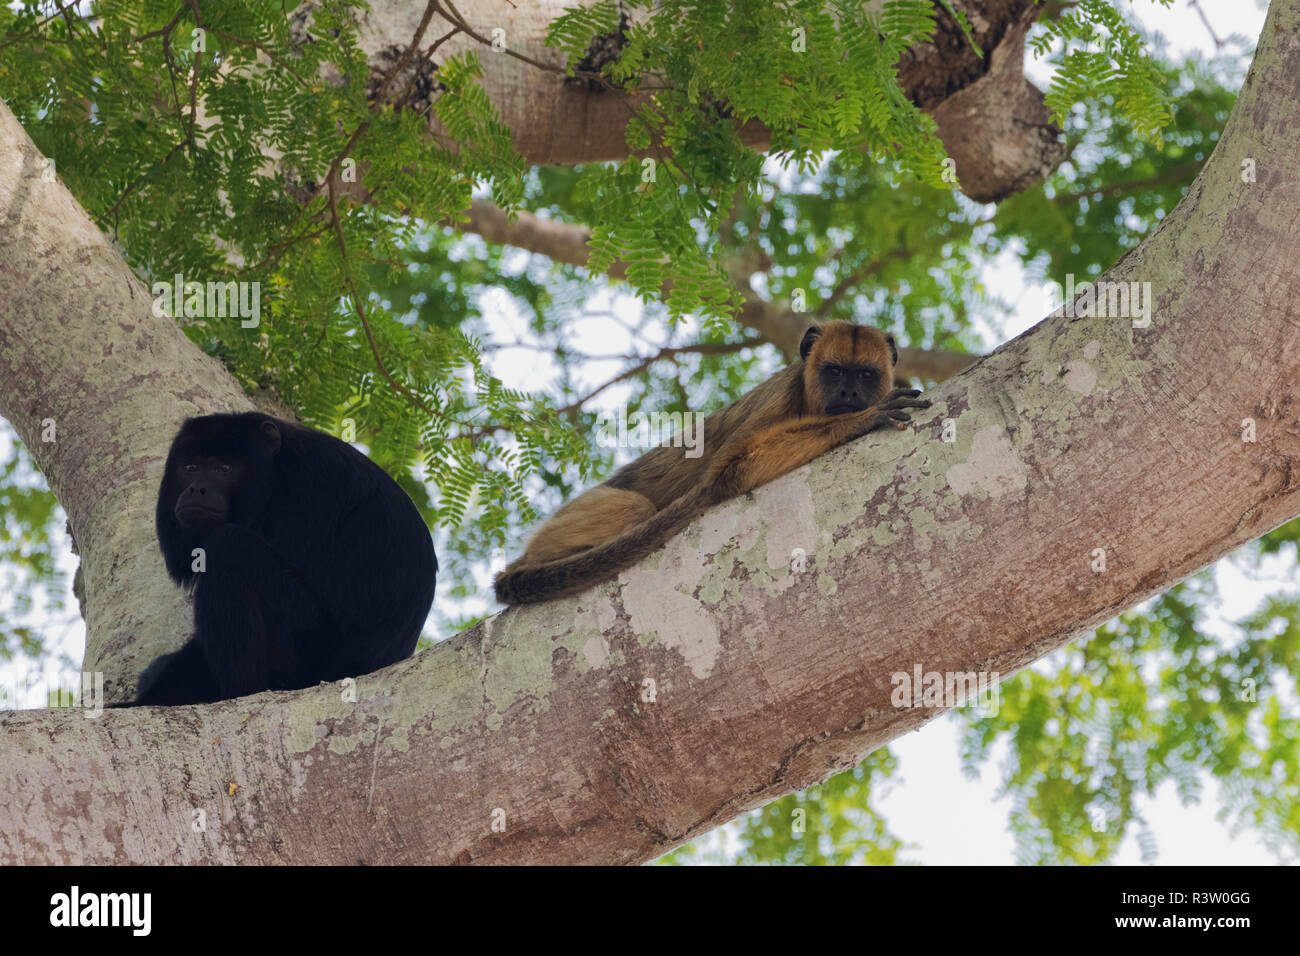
0 439 65 663
960 576 1300 864
722 155 986 351
536 0 1176 325
546 0 959 324
1029 0 1175 141
936 0 983 57
0 0 564 590
545 0 620 71
995 55 1233 280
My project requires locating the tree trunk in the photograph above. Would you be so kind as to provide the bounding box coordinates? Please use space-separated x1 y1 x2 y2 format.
2 0 1300 864
0 110 257 702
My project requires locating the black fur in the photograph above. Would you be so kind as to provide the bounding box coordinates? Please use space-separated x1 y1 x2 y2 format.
132 412 436 705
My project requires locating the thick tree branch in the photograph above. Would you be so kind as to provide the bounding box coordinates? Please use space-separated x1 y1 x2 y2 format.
349 0 1063 200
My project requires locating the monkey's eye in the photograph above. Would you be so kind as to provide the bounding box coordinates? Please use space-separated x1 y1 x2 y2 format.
218 463 233 474
183 463 199 473
825 365 842 376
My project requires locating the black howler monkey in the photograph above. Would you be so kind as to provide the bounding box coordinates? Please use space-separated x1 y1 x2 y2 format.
132 412 436 705
495 321 928 605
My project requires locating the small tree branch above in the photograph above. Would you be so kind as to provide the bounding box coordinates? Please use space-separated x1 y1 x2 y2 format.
452 199 978 379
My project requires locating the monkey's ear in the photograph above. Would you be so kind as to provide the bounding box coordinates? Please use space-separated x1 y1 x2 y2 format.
885 333 898 367
258 419 282 455
799 325 823 360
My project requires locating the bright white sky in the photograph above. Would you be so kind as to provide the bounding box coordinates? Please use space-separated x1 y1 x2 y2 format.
1 0 1288 866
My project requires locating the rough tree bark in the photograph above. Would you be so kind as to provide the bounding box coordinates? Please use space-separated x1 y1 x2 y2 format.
2 1 1300 864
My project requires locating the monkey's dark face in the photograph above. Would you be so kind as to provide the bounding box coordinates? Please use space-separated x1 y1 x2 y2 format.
160 415 282 535
818 362 884 414
799 321 897 416
170 453 246 531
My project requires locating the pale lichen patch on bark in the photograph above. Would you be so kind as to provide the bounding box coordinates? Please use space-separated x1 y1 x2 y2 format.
383 722 411 754
694 560 734 607
946 426 1030 499
574 599 619 670
906 506 943 549
1057 339 1104 395
480 619 559 717
582 633 611 669
620 558 722 679
1061 358 1099 395
756 471 819 570
871 522 897 546
809 432 908 530
285 692 356 754
327 721 372 756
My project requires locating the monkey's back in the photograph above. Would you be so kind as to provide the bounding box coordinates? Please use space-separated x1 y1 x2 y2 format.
605 363 806 510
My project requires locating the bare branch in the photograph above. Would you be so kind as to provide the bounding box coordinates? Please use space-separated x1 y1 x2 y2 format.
451 200 978 379
1051 159 1203 205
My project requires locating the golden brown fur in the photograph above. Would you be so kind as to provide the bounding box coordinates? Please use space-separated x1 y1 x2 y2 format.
495 321 928 604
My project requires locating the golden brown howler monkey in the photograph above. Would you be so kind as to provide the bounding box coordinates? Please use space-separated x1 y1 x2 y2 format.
495 321 930 605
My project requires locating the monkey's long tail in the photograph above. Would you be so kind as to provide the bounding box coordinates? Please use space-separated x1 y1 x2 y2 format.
493 489 713 606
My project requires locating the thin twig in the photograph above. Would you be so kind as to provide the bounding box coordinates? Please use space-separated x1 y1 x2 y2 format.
370 0 441 106
1188 0 1224 50
183 0 204 152
212 29 314 89
437 0 614 90
0 0 84 51
457 339 765 442
134 7 187 44
818 247 914 315
1051 159 1202 205
553 339 764 415
327 176 435 417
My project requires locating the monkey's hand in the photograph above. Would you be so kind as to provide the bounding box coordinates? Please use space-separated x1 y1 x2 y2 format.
844 388 930 437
